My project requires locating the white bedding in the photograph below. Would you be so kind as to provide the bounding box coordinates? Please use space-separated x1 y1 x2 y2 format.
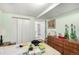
0 42 61 55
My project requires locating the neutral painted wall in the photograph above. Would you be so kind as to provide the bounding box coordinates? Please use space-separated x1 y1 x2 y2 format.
45 19 56 37
56 8 79 39
45 8 79 40
0 11 35 43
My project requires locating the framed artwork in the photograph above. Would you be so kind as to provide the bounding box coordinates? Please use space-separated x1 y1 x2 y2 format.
48 19 56 29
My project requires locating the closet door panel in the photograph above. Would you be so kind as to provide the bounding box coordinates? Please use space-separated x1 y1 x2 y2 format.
22 20 30 42
17 19 23 43
10 19 18 43
10 19 35 43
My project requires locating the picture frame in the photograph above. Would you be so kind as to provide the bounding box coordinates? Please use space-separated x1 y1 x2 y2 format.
48 19 56 29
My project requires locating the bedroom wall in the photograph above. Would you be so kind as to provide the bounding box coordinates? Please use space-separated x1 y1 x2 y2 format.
56 8 79 39
45 8 79 40
45 19 56 37
0 11 35 43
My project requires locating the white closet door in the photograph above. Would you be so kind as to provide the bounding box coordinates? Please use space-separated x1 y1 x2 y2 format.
22 20 30 42
18 19 31 43
17 19 23 43
10 19 18 43
10 19 35 44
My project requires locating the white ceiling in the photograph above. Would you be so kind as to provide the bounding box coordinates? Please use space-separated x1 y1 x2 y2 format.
39 3 79 19
0 3 53 17
0 3 79 19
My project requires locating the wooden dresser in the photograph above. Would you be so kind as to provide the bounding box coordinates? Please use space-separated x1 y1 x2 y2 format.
47 36 79 55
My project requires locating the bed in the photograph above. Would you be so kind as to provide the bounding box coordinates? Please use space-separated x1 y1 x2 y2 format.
0 42 61 55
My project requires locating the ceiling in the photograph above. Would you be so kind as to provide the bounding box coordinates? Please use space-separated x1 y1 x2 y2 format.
0 3 53 17
0 3 79 19
40 3 79 19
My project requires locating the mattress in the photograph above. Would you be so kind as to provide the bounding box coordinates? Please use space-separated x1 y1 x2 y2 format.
0 42 61 55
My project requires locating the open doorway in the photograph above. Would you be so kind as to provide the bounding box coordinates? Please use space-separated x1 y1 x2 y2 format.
35 21 45 41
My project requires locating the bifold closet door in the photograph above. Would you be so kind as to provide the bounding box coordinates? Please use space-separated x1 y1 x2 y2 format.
22 20 31 42
18 19 33 43
11 19 35 44
10 19 18 43
11 19 23 44
17 19 23 43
